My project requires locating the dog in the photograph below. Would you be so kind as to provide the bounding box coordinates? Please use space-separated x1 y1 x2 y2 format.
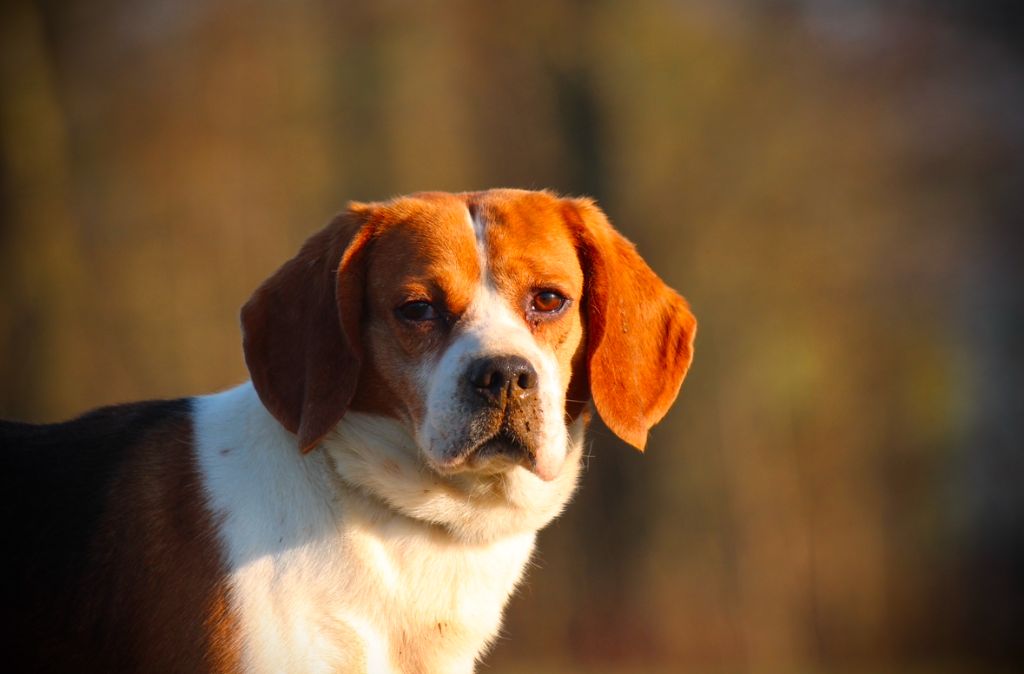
2 189 696 673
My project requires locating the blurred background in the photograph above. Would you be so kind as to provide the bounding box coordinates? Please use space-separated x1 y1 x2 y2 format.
2 1 1022 672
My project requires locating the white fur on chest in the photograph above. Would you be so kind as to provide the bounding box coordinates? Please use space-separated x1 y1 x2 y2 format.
194 384 579 673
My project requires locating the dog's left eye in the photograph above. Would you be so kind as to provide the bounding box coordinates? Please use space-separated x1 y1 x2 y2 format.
531 291 567 314
397 301 438 321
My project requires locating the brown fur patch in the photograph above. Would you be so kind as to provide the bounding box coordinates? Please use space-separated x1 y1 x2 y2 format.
352 193 482 425
241 211 371 453
2 400 241 673
563 197 697 449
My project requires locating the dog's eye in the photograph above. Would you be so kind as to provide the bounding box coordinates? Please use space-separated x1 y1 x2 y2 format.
397 301 438 322
531 291 567 314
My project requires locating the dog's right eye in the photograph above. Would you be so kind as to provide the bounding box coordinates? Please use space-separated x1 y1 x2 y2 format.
396 301 438 322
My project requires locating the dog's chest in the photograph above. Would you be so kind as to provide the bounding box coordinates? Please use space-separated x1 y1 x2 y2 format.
195 385 538 672
226 511 536 673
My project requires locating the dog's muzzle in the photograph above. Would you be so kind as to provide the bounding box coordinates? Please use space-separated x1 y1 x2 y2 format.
461 355 543 469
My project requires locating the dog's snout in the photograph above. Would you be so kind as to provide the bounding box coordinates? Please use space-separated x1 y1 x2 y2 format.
467 355 537 404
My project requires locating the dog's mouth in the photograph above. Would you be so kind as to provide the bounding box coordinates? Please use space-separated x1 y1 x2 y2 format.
461 421 538 474
475 426 532 459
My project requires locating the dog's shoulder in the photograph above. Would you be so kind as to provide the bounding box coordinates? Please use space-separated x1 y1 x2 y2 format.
2 399 194 560
2 398 193 558
2 399 240 673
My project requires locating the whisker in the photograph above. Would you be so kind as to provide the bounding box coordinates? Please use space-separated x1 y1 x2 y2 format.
582 449 595 471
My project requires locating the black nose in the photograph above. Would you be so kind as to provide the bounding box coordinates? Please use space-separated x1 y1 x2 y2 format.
467 355 538 405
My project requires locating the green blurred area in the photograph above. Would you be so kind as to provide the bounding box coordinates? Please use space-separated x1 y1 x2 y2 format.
2 1 1022 672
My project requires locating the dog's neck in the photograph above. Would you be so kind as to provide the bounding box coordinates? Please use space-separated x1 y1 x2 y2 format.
196 382 584 549
324 408 585 544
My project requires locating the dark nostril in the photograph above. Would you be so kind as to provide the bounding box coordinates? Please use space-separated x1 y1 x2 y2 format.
517 368 537 390
471 366 493 390
467 355 537 400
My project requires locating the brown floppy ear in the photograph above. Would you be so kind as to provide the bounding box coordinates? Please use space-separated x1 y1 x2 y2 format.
241 205 375 453
564 198 697 450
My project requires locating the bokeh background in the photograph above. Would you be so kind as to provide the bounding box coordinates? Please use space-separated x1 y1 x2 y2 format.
2 1 1022 672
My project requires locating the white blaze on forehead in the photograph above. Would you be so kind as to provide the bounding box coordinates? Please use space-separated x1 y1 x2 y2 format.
414 205 569 481
469 205 489 277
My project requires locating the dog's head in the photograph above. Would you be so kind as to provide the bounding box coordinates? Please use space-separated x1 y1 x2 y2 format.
241 189 695 483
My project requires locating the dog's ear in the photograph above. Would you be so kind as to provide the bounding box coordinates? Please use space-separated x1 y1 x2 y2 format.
241 204 375 453
563 198 697 450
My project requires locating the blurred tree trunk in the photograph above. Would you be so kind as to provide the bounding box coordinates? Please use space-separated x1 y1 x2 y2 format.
0 0 89 420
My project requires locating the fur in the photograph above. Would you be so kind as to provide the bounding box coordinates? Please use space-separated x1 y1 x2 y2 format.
2 189 696 673
195 382 583 672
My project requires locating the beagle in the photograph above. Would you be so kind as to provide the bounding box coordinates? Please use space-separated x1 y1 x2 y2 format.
2 189 696 673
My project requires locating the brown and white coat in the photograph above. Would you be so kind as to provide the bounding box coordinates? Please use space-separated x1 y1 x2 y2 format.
1 189 696 673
